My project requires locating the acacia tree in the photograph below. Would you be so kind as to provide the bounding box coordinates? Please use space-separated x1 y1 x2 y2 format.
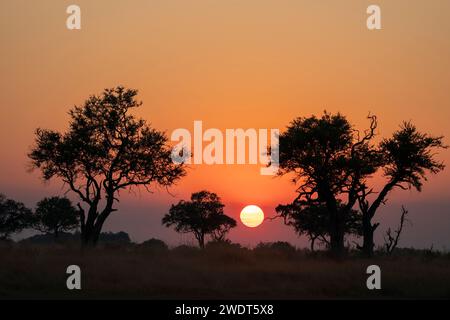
0 194 33 240
277 112 379 256
278 112 446 257
275 201 361 252
357 122 446 256
162 191 236 248
33 196 79 239
29 86 185 246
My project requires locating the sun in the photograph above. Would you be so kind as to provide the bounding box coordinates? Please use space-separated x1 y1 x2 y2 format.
240 205 264 228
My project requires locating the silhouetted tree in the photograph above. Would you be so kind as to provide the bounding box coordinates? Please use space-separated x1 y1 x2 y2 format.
278 112 446 257
383 206 410 255
0 194 33 240
275 201 361 251
277 112 380 256
162 191 236 248
29 86 185 246
210 214 237 242
357 122 446 256
33 196 79 239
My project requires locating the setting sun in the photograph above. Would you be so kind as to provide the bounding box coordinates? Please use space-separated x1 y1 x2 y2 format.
240 205 265 228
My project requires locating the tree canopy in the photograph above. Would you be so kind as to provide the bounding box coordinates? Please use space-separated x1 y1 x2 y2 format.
33 196 79 239
357 121 447 254
277 112 446 256
0 194 33 240
29 86 186 245
162 191 236 248
277 112 379 255
276 201 361 251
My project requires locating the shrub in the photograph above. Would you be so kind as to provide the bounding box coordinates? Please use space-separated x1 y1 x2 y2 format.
140 238 169 252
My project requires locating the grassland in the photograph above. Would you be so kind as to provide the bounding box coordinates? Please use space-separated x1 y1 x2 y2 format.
1 242 450 299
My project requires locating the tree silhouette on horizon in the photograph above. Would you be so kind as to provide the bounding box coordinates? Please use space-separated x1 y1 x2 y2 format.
29 86 186 246
33 196 79 240
357 121 446 255
277 112 446 256
277 112 379 256
162 191 236 248
0 194 33 241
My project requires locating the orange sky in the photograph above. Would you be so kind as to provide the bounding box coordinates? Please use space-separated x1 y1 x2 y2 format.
1 0 450 248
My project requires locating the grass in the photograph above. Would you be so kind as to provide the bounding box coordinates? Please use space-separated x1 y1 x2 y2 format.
1 242 450 299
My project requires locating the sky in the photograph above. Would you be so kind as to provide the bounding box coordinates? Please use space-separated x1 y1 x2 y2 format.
1 0 450 249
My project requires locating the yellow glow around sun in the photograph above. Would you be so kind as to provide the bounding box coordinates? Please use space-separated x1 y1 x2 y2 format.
240 205 264 228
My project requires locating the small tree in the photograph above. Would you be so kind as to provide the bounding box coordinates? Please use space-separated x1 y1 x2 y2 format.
29 86 185 245
162 191 236 248
0 194 33 240
383 206 410 255
33 196 79 239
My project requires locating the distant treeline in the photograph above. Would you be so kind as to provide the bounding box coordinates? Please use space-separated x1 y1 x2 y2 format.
2 236 446 259
19 231 131 245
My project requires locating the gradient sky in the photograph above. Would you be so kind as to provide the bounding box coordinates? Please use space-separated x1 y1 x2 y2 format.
1 0 450 249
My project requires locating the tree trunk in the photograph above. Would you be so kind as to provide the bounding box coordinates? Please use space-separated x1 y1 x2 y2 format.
360 179 397 256
91 207 114 245
80 202 99 247
320 185 345 257
362 225 374 256
91 216 106 245
361 214 379 257
310 237 316 252
198 233 205 249
80 196 115 247
330 232 345 256
329 209 345 257
81 223 94 246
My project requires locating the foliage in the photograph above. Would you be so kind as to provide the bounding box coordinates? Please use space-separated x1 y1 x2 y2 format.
140 238 169 251
33 196 79 239
0 194 33 240
98 231 131 245
162 191 236 248
357 122 447 255
277 112 380 255
276 201 361 251
255 241 296 252
20 231 131 245
277 112 446 256
29 86 186 245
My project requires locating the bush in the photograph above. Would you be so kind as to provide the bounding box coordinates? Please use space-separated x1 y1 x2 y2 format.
254 241 297 258
204 240 251 263
205 239 241 250
20 231 132 246
20 232 80 245
98 231 131 245
140 238 169 252
255 241 296 252
171 245 200 256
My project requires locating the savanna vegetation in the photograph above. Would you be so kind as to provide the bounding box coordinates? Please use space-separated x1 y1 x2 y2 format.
0 86 448 299
1 240 450 299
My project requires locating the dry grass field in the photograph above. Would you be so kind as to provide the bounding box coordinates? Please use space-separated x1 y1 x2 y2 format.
1 242 450 299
